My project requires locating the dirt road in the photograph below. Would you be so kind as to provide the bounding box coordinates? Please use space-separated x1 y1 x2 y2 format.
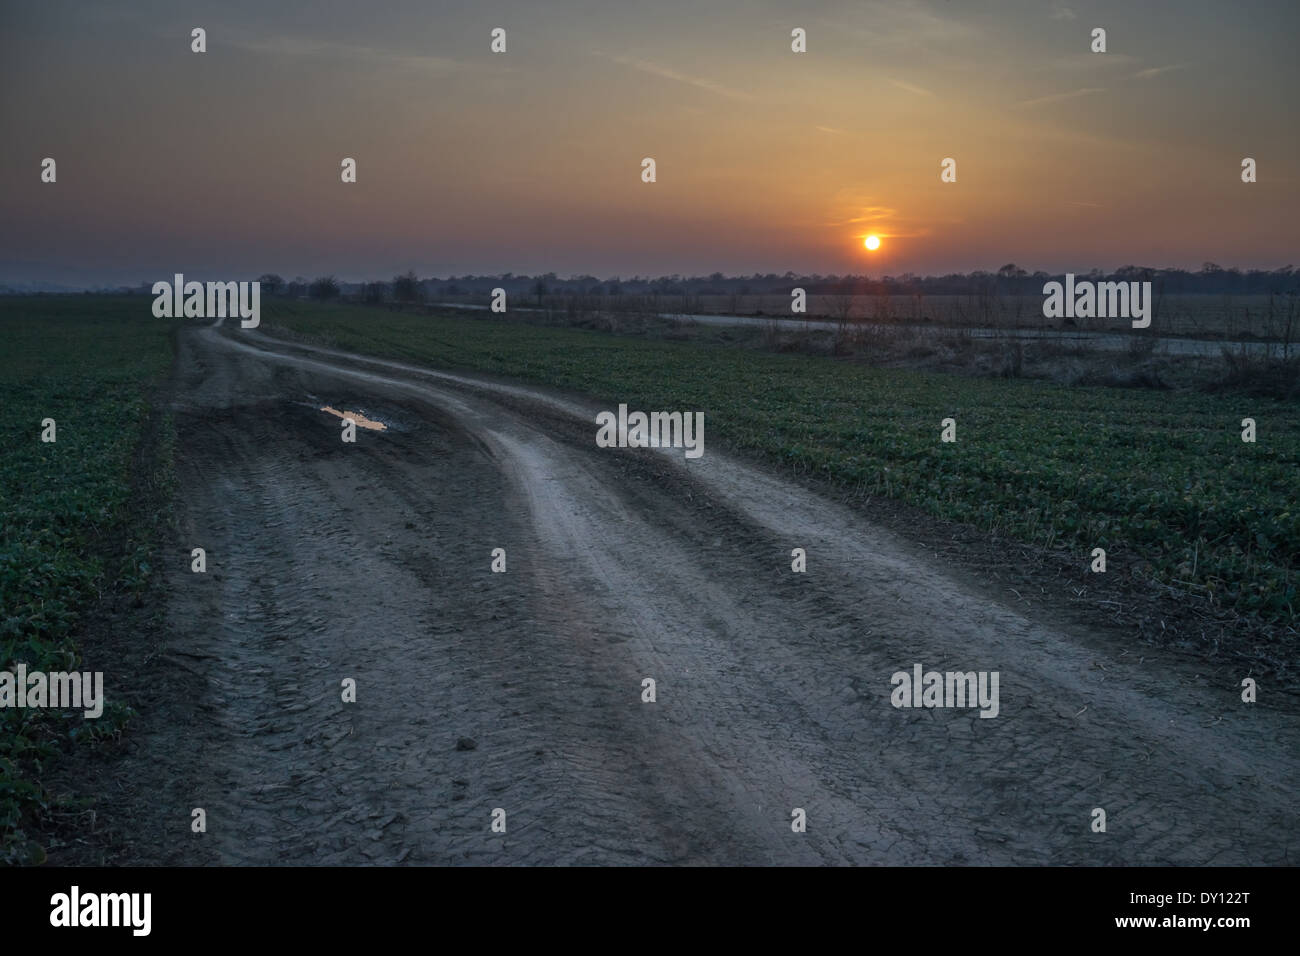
104 319 1297 865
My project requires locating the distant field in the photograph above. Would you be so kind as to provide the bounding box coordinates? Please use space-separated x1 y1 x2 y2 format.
439 292 1300 341
0 296 174 862
268 301 1299 623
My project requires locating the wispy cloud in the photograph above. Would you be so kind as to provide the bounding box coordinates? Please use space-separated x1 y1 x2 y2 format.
826 201 939 237
82 8 469 74
1132 64 1186 79
1014 87 1105 109
838 204 899 225
1039 52 1136 73
822 0 979 55
595 52 751 101
1050 1 1077 20
222 32 465 74
885 77 934 97
815 125 846 134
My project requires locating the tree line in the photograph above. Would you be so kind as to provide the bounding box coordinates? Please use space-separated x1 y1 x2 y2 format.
121 263 1298 302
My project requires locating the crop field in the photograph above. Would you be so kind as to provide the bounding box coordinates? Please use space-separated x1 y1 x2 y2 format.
0 296 174 862
2 294 1296 865
268 301 1299 622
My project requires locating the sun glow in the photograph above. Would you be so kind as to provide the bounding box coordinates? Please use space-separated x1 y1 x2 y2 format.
864 235 881 251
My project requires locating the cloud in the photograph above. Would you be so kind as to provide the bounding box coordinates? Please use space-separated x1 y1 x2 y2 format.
1132 64 1186 79
885 77 934 97
219 32 465 74
595 52 751 100
840 204 900 225
1051 1 1077 20
72 7 469 75
1014 87 1105 109
815 126 846 134
822 0 978 54
1040 52 1136 73
826 200 937 235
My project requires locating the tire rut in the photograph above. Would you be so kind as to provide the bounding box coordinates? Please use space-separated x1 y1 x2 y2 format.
121 322 1298 865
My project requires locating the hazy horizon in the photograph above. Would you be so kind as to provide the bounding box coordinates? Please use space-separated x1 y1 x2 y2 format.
3 0 1297 287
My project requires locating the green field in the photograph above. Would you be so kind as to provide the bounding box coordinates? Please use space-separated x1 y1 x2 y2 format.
268 301 1299 622
0 295 175 862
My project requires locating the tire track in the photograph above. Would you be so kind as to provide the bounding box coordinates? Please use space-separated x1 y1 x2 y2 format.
127 321 1299 865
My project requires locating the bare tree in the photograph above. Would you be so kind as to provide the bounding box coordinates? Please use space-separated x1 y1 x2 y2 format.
309 275 339 300
393 271 420 304
1285 291 1298 361
257 273 284 296
833 289 854 326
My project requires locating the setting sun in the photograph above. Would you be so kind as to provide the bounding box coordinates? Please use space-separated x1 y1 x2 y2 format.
864 235 881 251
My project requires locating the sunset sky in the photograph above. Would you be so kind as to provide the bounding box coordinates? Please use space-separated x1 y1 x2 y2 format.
2 0 1297 286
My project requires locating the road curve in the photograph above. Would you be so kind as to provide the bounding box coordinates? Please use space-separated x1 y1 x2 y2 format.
127 319 1297 865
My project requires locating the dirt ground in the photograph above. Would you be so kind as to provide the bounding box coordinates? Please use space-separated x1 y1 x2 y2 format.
44 319 1299 865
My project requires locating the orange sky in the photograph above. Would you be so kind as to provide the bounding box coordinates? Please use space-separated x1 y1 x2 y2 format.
2 0 1296 285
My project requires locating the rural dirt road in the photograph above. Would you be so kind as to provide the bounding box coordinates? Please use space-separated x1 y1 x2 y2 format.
105 318 1297 865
